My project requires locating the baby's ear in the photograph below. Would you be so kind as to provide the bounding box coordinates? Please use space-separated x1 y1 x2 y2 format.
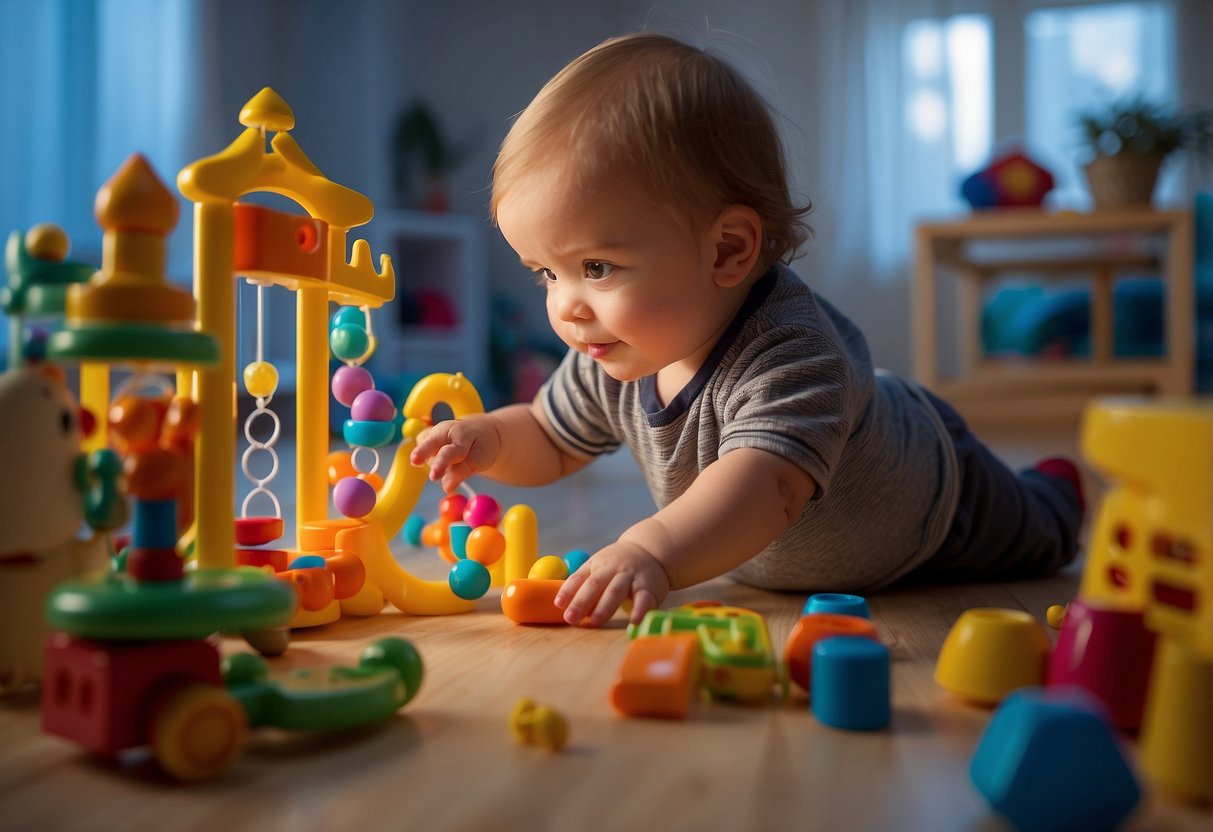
710 205 763 288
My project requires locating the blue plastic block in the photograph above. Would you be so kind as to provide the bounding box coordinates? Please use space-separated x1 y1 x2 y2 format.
811 636 890 730
402 514 425 547
970 687 1140 832
289 554 327 571
132 499 177 549
562 549 590 574
803 592 871 619
448 523 472 559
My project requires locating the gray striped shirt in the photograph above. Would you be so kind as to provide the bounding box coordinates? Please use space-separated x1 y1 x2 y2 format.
539 265 960 592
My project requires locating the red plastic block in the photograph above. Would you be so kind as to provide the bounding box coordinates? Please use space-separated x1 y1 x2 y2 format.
42 635 221 756
233 203 329 282
235 516 284 547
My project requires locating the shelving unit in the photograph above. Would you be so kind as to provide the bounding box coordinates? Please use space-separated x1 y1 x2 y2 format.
912 208 1194 425
371 210 490 391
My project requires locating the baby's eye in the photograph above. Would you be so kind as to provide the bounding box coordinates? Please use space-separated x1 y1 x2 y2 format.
584 261 615 280
531 268 556 285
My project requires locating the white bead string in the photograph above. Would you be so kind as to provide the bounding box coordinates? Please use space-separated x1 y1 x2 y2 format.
241 281 281 519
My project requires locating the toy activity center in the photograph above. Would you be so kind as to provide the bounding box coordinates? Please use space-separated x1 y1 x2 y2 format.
0 88 1210 831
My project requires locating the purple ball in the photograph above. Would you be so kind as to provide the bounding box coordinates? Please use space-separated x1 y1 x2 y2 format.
334 476 377 518
351 389 396 422
332 365 374 407
463 494 503 529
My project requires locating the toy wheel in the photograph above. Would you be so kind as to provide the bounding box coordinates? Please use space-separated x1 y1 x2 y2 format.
153 684 247 781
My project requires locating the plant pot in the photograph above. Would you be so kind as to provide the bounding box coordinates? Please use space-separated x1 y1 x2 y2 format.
1083 152 1165 210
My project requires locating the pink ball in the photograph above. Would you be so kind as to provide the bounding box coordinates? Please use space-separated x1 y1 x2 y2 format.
334 476 377 518
351 389 396 422
463 494 502 528
332 365 374 407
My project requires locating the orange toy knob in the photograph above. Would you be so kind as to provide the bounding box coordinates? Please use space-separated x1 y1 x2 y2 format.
109 394 165 454
124 447 189 500
784 613 880 694
466 526 506 565
278 567 335 612
325 550 366 599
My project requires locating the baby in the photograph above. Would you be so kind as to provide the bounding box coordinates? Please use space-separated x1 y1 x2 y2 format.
411 33 1083 627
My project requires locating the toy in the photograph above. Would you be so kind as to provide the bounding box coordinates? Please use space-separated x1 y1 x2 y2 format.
44 632 423 781
501 579 568 625
1067 399 1213 800
510 698 569 751
960 150 1055 209
811 636 890 731
610 633 701 719
934 608 1050 705
1045 599 1155 730
0 366 121 691
802 592 870 618
629 603 782 703
2 224 93 369
970 687 1140 832
784 612 879 695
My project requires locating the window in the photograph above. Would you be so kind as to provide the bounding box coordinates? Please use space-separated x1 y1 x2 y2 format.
1025 2 1177 207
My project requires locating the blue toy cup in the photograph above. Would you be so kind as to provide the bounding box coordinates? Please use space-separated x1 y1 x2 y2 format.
811 635 891 731
804 592 871 619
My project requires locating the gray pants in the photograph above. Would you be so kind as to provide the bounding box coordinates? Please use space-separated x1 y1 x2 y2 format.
911 392 1082 582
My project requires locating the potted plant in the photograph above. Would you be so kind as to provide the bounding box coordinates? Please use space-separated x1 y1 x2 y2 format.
1077 97 1213 210
391 100 470 213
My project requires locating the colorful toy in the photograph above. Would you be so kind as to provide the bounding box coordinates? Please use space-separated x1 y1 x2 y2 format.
510 698 569 752
784 612 879 695
1067 399 1213 800
501 579 568 625
811 636 891 731
611 633 702 719
1045 599 1155 730
2 223 93 369
803 592 870 619
629 603 782 703
970 687 1140 832
934 608 1050 706
960 150 1055 210
0 366 121 692
43 632 423 781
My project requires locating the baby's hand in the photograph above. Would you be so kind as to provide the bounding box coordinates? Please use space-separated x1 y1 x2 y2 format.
408 415 501 493
554 540 671 627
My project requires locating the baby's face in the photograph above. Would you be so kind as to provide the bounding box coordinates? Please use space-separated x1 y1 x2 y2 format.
497 164 736 383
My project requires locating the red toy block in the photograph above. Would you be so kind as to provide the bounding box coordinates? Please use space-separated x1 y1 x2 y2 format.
235 516 284 547
42 634 221 756
233 203 329 282
236 548 290 572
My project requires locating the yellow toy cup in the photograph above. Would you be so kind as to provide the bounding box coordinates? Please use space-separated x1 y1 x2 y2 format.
935 608 1051 705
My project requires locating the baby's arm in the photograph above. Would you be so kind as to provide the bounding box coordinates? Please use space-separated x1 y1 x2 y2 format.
555 448 816 626
410 401 590 493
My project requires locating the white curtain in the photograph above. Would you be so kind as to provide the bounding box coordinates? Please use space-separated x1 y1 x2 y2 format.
0 0 222 281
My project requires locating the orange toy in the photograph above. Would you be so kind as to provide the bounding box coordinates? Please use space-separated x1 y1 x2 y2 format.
501 579 567 625
611 633 702 718
784 613 880 694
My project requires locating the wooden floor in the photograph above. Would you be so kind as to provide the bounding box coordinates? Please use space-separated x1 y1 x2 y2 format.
1 426 1210 832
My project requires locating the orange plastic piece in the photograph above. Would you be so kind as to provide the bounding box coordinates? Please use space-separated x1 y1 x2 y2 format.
326 450 356 485
233 202 329 283
466 526 506 565
297 517 364 552
501 579 567 625
325 550 366 599
277 567 334 612
108 394 166 454
235 548 289 572
124 447 189 501
784 613 880 693
421 520 449 549
234 516 284 547
611 633 702 718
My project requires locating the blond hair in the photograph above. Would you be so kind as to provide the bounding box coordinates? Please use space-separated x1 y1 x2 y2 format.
491 33 811 271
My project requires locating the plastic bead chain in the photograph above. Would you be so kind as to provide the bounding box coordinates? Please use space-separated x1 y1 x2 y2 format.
241 282 282 519
330 305 393 519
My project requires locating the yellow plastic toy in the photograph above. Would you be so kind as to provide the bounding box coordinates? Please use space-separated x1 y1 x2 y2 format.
1078 398 1213 801
177 88 535 617
510 698 569 752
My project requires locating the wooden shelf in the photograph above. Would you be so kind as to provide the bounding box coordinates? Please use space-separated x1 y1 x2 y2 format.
913 209 1194 426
